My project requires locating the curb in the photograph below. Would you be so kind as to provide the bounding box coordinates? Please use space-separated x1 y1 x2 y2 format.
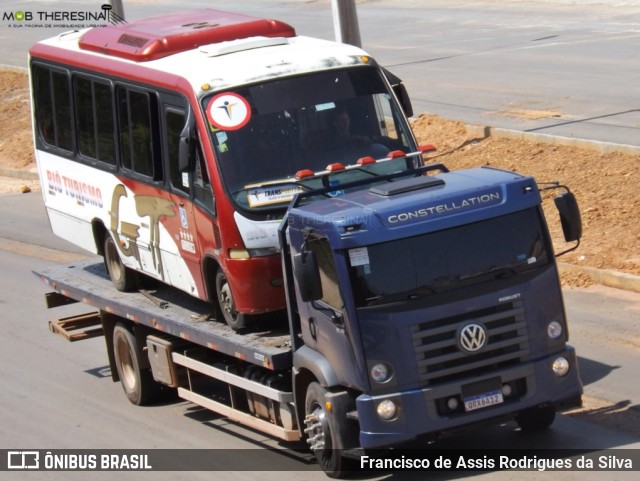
558 263 640 294
0 166 38 181
465 124 640 155
0 64 28 74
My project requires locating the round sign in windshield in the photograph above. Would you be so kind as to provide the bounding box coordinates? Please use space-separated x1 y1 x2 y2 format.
206 92 251 131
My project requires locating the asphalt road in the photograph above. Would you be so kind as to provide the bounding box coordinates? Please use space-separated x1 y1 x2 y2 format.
2 0 639 146
0 244 638 479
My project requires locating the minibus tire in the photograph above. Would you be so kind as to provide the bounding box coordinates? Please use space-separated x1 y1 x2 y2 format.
215 270 247 330
104 235 137 292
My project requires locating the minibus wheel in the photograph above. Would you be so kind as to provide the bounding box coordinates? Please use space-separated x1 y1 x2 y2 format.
104 235 137 292
215 270 247 330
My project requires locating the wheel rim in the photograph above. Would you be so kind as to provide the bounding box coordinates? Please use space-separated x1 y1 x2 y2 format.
106 238 124 282
218 277 239 321
304 404 330 451
116 335 137 391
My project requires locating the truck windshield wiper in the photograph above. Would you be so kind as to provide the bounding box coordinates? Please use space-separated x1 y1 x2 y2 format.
365 279 453 305
457 260 534 282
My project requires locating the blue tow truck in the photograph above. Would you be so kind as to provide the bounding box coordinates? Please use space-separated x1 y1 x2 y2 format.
38 157 583 477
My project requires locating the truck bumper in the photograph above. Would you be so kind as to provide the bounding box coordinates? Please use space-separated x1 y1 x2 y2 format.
356 346 582 448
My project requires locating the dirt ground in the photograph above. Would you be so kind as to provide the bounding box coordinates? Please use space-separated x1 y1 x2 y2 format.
1 70 638 286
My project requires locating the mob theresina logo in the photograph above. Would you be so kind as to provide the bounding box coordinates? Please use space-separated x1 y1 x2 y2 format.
2 4 126 27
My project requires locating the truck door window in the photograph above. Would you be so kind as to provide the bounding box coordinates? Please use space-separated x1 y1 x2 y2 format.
307 238 343 310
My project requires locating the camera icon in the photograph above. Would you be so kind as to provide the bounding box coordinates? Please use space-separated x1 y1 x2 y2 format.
7 451 40 470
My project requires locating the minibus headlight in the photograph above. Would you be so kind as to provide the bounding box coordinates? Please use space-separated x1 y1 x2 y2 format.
228 249 250 260
229 248 279 259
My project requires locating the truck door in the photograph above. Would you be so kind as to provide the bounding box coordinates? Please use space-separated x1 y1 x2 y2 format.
300 238 359 388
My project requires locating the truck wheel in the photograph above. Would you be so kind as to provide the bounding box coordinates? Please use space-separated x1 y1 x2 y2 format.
113 324 154 406
104 235 137 292
304 382 350 478
215 270 247 331
515 406 556 432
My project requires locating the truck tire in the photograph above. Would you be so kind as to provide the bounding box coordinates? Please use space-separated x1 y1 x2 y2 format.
113 324 155 406
215 270 247 331
104 235 137 292
304 382 351 478
515 405 556 432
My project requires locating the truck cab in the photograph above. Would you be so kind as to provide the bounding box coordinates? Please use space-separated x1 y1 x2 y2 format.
284 165 583 473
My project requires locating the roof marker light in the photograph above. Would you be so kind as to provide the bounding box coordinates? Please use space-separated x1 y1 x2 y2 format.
357 156 376 165
295 169 314 179
419 144 437 153
387 150 406 159
326 163 346 172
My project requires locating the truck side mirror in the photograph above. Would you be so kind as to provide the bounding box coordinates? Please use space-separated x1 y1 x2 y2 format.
554 191 582 242
293 250 323 303
179 109 195 172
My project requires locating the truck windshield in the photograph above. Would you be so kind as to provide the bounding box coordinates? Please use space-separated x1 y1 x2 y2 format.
348 208 551 307
203 67 415 213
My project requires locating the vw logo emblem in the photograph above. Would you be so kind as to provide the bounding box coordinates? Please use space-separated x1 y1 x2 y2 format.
458 323 487 352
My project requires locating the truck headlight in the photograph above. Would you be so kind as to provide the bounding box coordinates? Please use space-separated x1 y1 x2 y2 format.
547 321 563 339
552 357 570 377
370 363 391 383
376 400 398 420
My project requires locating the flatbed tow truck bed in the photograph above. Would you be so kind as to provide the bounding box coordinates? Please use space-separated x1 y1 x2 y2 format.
35 260 301 441
34 259 292 371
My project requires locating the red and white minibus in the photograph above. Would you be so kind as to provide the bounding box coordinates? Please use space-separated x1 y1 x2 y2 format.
29 9 421 329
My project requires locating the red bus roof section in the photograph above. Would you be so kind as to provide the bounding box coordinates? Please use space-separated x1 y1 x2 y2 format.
78 9 296 62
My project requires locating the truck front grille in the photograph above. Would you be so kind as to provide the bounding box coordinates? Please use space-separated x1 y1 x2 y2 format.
411 301 529 385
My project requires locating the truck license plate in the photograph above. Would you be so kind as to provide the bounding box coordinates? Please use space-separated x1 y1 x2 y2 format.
463 390 504 412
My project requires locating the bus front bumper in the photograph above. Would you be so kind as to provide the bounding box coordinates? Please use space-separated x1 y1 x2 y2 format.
225 255 286 313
